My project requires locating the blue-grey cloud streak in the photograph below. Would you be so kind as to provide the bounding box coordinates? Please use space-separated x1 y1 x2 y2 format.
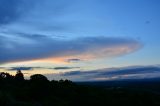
59 65 160 81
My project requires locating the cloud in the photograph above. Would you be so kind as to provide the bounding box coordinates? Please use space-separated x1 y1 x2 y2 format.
8 67 33 71
0 66 80 71
66 59 81 63
60 65 160 81
62 70 99 76
0 36 142 64
54 67 80 70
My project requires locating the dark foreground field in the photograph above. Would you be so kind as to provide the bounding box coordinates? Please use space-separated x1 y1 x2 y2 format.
1 72 160 106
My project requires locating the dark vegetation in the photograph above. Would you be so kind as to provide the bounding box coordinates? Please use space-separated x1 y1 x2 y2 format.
1 71 160 106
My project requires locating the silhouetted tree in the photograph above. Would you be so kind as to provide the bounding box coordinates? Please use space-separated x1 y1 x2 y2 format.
14 69 24 81
30 74 48 82
29 74 50 100
0 72 14 80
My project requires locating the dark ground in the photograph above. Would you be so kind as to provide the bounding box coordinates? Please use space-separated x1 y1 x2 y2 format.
1 72 160 106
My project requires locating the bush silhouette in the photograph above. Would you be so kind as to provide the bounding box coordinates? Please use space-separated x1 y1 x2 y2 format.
14 69 24 81
30 74 48 82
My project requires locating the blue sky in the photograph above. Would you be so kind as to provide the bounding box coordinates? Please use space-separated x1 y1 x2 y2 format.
0 0 160 81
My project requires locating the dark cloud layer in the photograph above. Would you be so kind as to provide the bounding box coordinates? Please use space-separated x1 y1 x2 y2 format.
66 59 81 63
0 66 80 71
54 67 80 70
63 67 160 76
60 66 160 81
8 67 33 71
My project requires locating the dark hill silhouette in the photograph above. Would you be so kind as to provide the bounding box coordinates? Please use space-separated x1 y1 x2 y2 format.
0 70 160 106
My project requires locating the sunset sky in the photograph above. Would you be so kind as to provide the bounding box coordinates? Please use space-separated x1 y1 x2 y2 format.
0 0 160 81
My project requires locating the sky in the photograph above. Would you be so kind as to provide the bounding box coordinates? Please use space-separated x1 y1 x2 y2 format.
0 0 160 81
